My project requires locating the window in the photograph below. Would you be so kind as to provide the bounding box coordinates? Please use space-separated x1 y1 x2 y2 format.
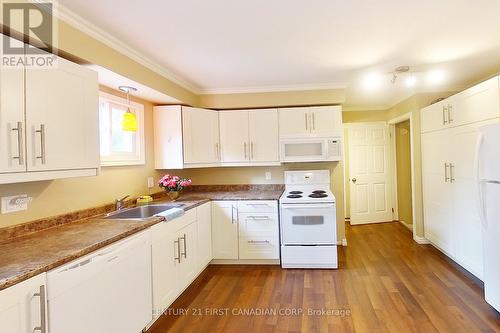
99 91 145 166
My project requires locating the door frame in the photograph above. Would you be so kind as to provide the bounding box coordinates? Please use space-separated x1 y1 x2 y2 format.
344 121 396 225
388 112 417 237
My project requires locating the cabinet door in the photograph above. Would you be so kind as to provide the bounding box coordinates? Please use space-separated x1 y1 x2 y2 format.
454 76 500 127
279 107 310 138
0 37 26 174
421 131 453 254
182 107 220 165
151 222 181 316
178 222 198 286
248 109 279 162
219 111 249 162
449 121 498 279
211 201 239 259
196 203 212 270
238 212 279 260
0 273 47 333
309 106 342 137
421 100 450 133
25 53 99 171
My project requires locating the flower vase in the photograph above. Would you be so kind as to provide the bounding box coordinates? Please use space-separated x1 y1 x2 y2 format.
168 191 180 201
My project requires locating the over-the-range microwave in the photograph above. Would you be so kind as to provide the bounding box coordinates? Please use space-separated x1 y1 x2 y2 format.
280 137 342 162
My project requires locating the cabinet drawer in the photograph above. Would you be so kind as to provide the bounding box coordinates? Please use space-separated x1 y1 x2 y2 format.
238 213 278 235
237 200 277 213
239 234 279 260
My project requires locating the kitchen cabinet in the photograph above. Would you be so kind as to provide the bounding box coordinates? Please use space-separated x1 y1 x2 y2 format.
237 201 279 260
421 76 500 279
212 201 239 259
0 273 47 333
0 35 99 184
154 105 220 169
196 202 213 270
212 200 279 261
279 106 342 138
0 35 25 174
151 209 201 318
182 107 220 166
421 76 500 134
47 230 152 333
219 109 279 165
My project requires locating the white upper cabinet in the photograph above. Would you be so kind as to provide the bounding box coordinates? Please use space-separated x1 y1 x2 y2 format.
219 109 279 165
219 111 249 163
25 52 99 172
248 109 279 163
421 76 500 133
279 106 342 138
154 106 220 169
0 37 99 184
182 107 220 166
0 36 25 174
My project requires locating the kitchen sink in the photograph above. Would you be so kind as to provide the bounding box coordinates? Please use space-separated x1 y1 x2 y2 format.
103 204 184 220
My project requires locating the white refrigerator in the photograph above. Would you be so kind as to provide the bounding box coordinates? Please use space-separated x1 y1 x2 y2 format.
476 123 500 312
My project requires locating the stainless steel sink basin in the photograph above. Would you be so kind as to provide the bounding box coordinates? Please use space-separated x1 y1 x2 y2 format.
103 204 184 220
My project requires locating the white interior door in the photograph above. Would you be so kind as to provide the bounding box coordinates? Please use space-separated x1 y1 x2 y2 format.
219 111 249 162
348 123 393 224
248 109 279 162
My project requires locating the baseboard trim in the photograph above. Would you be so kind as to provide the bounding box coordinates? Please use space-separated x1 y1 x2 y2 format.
210 259 280 265
413 236 430 244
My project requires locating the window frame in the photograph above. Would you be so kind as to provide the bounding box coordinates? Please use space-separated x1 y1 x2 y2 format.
98 91 146 167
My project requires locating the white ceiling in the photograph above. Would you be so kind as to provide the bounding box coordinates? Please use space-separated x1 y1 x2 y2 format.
59 0 500 109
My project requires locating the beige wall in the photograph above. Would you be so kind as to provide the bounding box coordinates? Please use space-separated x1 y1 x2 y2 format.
395 120 412 225
0 87 159 228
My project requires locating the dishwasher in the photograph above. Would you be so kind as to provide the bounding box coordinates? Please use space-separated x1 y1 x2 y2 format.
47 230 152 333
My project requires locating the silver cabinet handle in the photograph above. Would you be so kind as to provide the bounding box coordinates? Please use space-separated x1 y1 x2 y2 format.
33 285 46 333
312 112 316 130
231 205 238 224
174 238 181 263
444 163 450 182
442 106 448 125
248 240 270 244
246 216 270 220
244 142 247 159
180 233 187 258
304 113 308 130
35 124 46 164
448 104 453 123
11 121 24 165
450 163 455 183
214 143 219 160
250 142 254 160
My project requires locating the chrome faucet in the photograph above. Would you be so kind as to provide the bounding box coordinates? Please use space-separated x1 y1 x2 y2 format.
115 195 130 211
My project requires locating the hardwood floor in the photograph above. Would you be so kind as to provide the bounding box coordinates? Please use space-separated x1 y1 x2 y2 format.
146 222 500 333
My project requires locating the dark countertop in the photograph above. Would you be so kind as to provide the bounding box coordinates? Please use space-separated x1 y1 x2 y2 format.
0 188 282 291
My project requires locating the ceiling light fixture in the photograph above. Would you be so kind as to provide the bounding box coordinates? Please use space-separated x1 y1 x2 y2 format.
405 75 417 87
118 85 138 132
362 73 383 90
427 70 445 85
390 66 410 84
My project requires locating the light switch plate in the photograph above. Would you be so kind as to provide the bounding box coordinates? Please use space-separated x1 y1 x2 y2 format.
147 177 155 188
265 172 272 180
1 195 31 214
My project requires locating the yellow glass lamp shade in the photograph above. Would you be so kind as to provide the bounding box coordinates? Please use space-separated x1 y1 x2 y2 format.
122 110 138 132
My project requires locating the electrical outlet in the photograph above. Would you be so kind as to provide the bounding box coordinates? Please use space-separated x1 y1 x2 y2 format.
147 177 155 188
1 195 32 214
265 172 272 180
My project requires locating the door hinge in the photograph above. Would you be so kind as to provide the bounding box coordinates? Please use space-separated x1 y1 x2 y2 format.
391 208 394 213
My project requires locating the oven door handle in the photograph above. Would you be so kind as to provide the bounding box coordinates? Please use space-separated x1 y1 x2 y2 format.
281 203 335 209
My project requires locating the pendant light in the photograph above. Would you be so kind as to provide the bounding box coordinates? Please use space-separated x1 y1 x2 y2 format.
118 85 138 132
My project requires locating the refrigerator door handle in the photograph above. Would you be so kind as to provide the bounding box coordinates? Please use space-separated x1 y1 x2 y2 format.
474 133 487 228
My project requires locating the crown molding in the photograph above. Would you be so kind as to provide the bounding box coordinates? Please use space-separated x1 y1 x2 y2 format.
56 3 201 94
199 82 348 95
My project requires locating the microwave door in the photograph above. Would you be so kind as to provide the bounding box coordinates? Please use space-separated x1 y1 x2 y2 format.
280 139 327 162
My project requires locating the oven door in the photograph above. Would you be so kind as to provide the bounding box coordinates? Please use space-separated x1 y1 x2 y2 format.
280 203 336 245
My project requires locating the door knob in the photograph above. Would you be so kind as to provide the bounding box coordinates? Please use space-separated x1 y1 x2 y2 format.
352 178 357 183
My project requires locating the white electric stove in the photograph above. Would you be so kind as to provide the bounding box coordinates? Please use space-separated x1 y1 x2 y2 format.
279 170 338 268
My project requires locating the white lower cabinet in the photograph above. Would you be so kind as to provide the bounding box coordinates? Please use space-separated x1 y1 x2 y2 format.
0 273 47 333
197 202 213 271
212 200 279 261
47 230 152 333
